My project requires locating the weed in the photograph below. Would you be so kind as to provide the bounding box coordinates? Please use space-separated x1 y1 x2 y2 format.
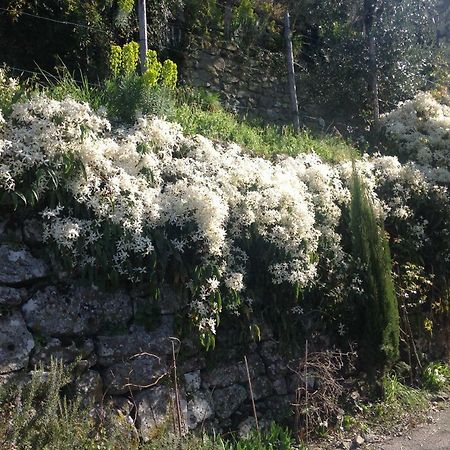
373 373 428 423
422 362 450 392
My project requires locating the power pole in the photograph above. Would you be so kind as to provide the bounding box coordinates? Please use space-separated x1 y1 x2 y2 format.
224 0 232 40
284 10 300 133
363 0 381 134
138 0 148 73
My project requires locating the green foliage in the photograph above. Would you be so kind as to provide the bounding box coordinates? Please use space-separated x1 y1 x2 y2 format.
104 75 176 123
373 373 428 420
142 433 227 450
0 359 140 450
110 45 123 78
0 359 87 449
350 168 399 373
117 0 134 14
422 362 450 391
227 423 296 450
296 0 444 124
232 0 259 46
0 67 23 117
121 41 140 76
42 64 103 110
143 50 163 87
161 59 178 89
105 44 177 123
172 100 355 162
184 0 283 49
184 0 223 37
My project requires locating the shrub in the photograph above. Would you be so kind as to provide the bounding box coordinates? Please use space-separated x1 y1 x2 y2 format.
105 43 178 123
0 359 140 450
350 167 399 373
1 73 448 353
381 91 450 182
0 67 22 118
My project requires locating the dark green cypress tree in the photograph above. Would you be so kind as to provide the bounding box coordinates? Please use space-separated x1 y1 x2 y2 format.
350 167 399 373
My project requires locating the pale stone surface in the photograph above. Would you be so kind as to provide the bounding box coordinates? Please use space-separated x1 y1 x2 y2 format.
272 377 288 396
102 355 167 394
135 385 187 442
96 317 175 366
186 390 214 429
31 337 95 367
202 364 240 389
0 311 34 373
184 370 201 393
22 218 44 244
246 375 272 401
76 370 103 404
237 353 266 383
0 244 48 284
212 384 247 419
22 285 132 336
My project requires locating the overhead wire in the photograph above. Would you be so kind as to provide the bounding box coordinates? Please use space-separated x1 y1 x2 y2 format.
0 7 109 34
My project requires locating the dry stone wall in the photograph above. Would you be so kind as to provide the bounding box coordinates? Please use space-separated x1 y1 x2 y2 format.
0 218 304 441
182 41 292 124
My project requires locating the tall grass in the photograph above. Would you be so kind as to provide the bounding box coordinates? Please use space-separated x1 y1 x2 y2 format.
24 68 356 163
172 103 355 162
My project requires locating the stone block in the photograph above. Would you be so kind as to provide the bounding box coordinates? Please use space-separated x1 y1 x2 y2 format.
96 318 175 366
0 244 48 285
102 354 168 394
186 390 214 429
0 311 34 374
135 385 187 442
22 285 132 337
213 384 247 419
0 286 26 307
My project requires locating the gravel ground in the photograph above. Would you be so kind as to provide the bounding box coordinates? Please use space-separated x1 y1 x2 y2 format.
375 405 450 450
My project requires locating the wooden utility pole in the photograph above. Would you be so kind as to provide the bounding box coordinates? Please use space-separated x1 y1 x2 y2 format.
138 0 148 73
224 0 233 40
284 10 300 133
363 0 381 134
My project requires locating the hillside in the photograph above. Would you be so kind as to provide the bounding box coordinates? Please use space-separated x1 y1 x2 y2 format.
0 66 449 448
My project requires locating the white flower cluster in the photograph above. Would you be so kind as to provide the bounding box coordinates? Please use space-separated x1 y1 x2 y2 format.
341 154 449 257
1 94 448 337
0 68 19 111
381 92 450 184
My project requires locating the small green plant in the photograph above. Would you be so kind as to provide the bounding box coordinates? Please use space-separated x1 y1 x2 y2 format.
228 423 296 450
117 0 134 13
42 64 102 110
109 44 123 78
161 59 178 89
0 66 22 117
121 41 140 76
371 373 428 424
423 362 450 391
143 49 162 87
